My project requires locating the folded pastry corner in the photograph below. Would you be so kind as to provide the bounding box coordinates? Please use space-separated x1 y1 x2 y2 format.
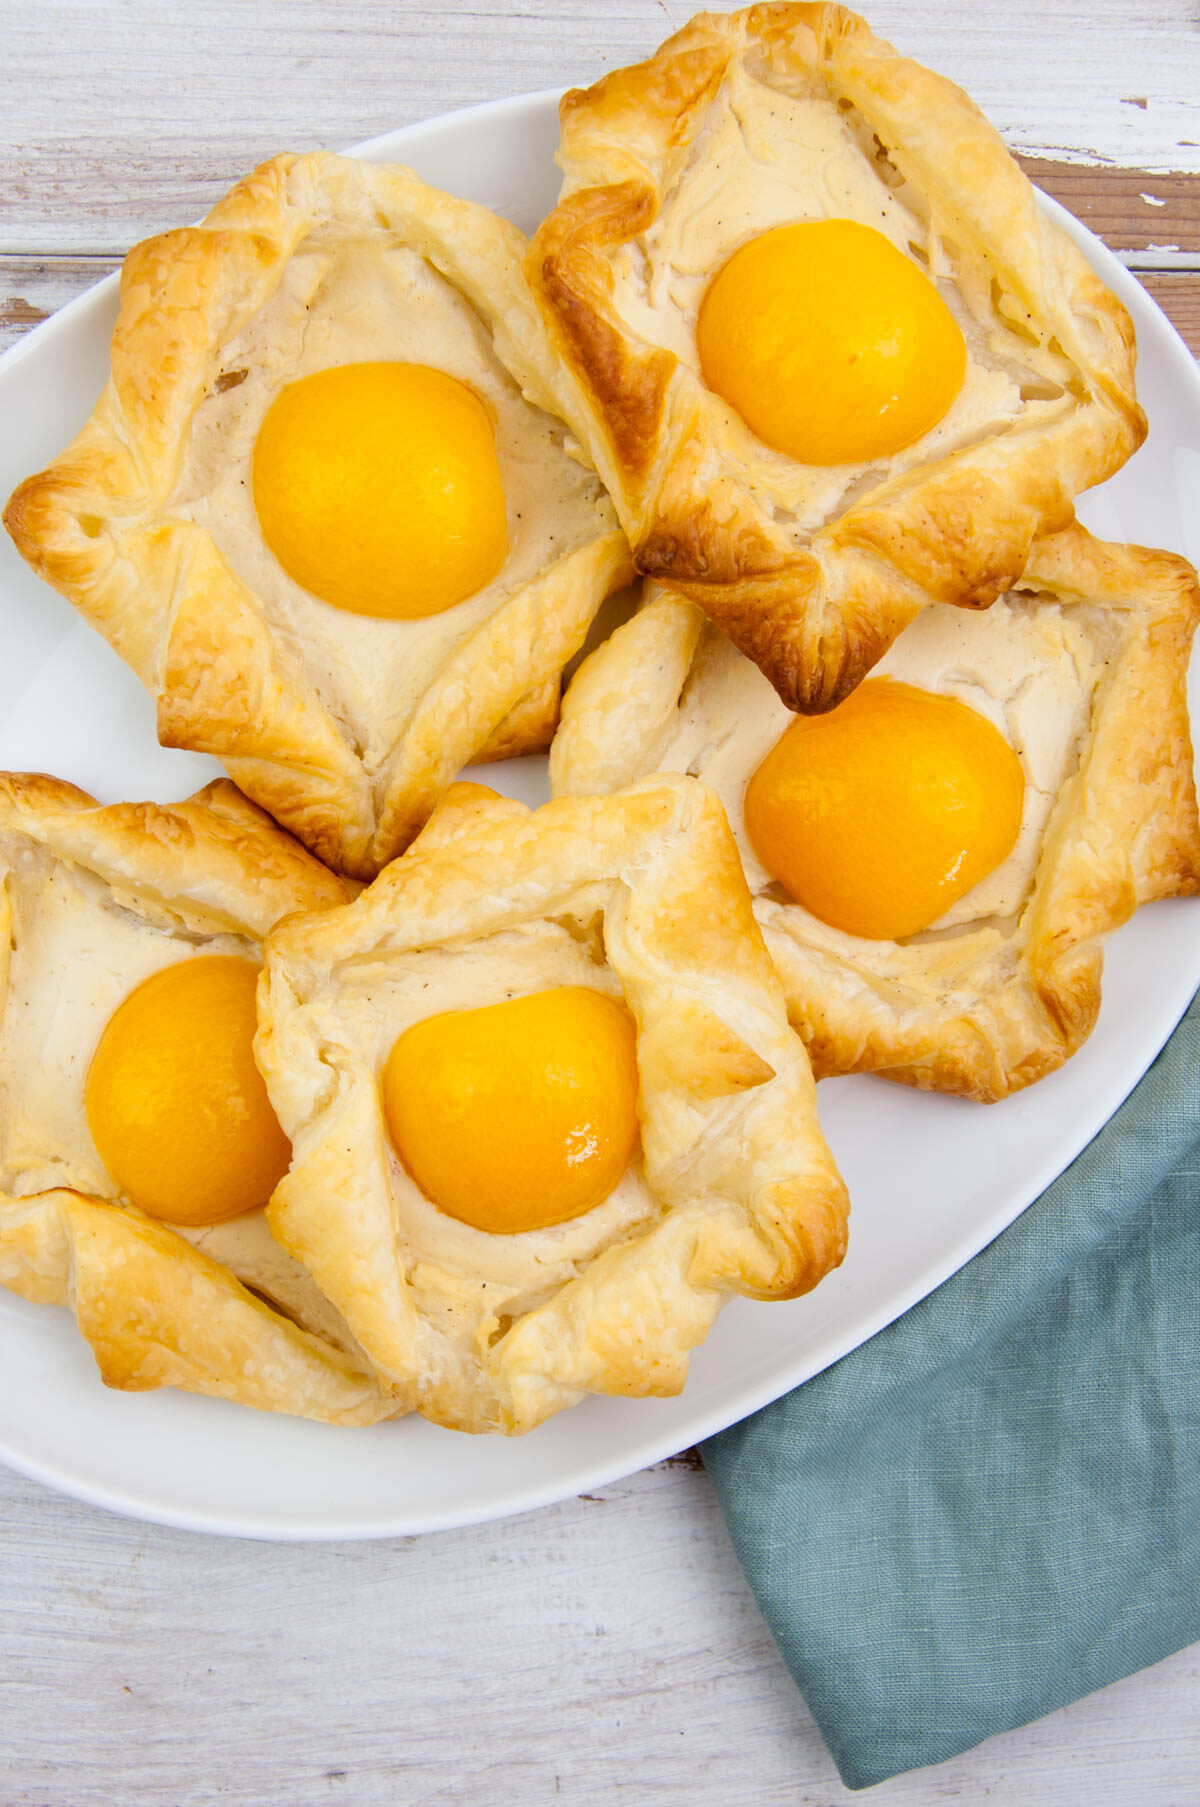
0 1189 393 1426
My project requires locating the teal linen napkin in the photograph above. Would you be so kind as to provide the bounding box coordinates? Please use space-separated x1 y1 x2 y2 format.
702 988 1200 1790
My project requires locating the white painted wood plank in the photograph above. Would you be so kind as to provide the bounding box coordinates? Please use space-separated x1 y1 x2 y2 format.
1 1458 1198 1807
0 0 1197 253
1 9 1199 1806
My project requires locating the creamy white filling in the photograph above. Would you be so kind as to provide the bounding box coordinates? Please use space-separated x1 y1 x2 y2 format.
651 597 1110 936
611 65 1068 534
874 601 1108 927
180 1210 363 1357
173 236 613 770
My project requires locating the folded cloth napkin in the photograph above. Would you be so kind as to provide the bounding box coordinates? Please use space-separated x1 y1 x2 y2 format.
702 987 1200 1790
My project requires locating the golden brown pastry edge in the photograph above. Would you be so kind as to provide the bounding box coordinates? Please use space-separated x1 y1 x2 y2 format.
0 774 398 1422
550 526 1200 1101
258 774 850 1433
3 151 633 879
526 3 1145 713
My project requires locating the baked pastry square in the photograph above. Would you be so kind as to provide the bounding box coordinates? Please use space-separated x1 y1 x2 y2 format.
527 3 1144 711
258 775 849 1434
551 527 1200 1100
0 774 397 1423
4 151 632 878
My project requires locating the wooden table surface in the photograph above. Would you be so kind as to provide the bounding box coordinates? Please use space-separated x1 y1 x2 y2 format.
1 5 1198 1803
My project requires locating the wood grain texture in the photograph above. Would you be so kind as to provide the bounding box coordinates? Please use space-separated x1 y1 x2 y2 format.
1 6 1199 1805
1138 272 1200 351
0 257 118 354
0 0 1197 253
0 1459 1198 1807
1018 161 1200 258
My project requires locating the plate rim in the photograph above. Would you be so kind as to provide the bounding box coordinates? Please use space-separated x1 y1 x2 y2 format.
2 89 1199 1540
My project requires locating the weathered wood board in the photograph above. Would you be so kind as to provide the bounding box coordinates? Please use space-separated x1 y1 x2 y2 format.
0 5 1197 1805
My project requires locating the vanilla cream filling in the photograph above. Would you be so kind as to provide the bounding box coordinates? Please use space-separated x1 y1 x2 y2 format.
183 1211 363 1356
611 65 1072 534
651 597 1110 938
297 918 662 1341
173 236 615 770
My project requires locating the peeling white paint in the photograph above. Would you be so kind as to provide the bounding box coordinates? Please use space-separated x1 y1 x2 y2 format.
0 0 1197 252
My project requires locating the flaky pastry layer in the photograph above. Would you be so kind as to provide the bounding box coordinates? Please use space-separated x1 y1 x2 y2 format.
551 528 1200 1100
0 1190 392 1426
0 773 398 1422
527 4 1145 712
258 776 848 1434
4 152 633 878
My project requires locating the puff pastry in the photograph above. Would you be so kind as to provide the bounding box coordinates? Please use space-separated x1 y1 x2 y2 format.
257 776 849 1434
4 151 633 879
527 4 1145 711
0 773 398 1423
551 527 1200 1101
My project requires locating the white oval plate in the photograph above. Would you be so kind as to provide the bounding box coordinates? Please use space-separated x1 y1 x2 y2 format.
1 93 1198 1540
